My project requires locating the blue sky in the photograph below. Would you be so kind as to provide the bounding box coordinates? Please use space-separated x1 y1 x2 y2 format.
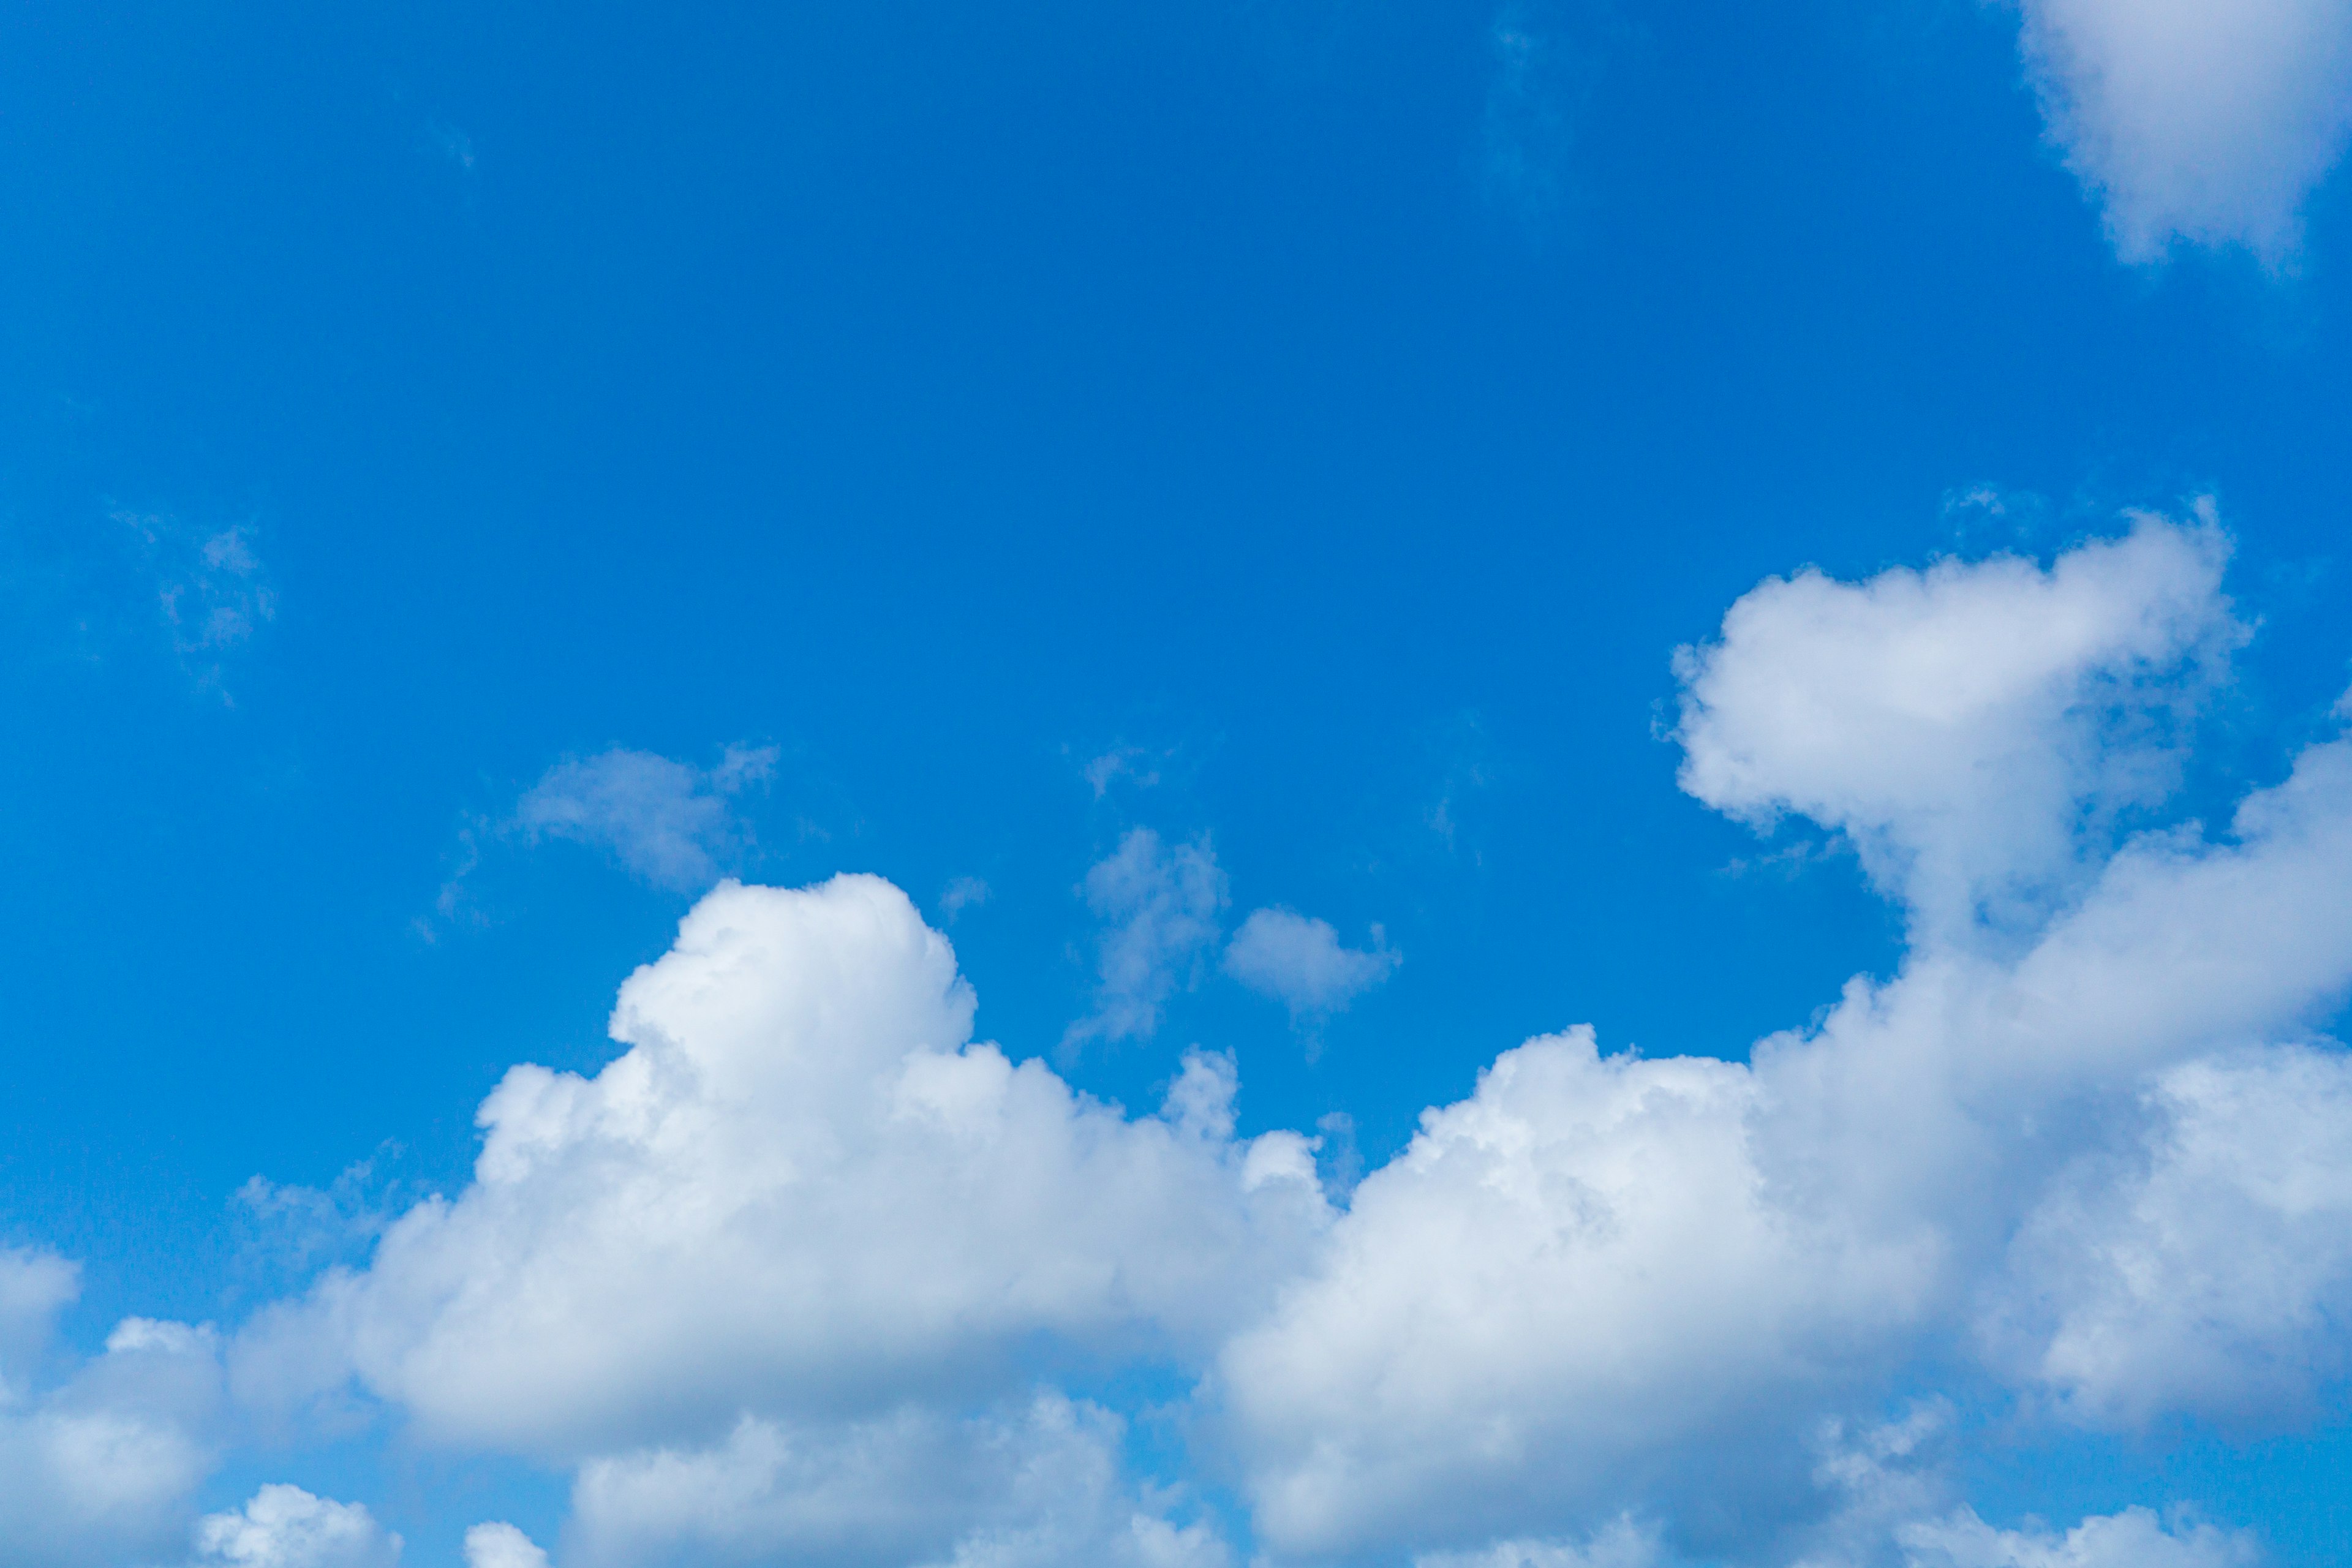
4 1 2352 1564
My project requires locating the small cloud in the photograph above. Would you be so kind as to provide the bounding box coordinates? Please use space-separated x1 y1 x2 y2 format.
192 1485 402 1568
1224 908 1400 1032
429 121 477 172
1314 1110 1365 1204
464 1522 549 1568
515 742 778 893
1483 2 1598 231
1080 744 1162 799
1063 828 1227 1054
116 510 276 699
422 744 780 935
939 876 991 921
229 1147 412 1298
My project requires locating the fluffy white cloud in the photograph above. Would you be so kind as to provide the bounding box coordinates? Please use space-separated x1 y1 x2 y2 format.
1988 1042 2352 1424
205 512 2352 1564
1217 515 2352 1558
1223 908 1400 1023
1898 1506 2258 1567
464 1523 550 1568
1064 829 1227 1049
569 1393 1227 1568
243 874 1323 1455
192 1485 402 1568
2016 0 2352 262
515 742 779 892
0 1251 222 1567
1673 514 2237 940
1218 1025 1926 1558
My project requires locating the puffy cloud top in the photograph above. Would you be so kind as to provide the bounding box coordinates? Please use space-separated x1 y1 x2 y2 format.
251 875 1324 1455
2018 0 2352 262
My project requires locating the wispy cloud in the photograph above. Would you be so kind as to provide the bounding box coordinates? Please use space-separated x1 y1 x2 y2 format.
423 743 780 936
514 743 778 892
116 510 276 699
1063 827 1227 1052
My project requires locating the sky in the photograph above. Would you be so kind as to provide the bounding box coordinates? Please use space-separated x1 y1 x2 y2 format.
3 0 2352 1564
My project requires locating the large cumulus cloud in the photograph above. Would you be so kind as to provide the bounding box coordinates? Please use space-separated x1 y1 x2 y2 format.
243 874 1325 1460
1215 513 2352 1560
186 511 2352 1566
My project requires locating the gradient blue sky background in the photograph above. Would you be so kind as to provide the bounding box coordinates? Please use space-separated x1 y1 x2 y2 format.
4 1 2352 1564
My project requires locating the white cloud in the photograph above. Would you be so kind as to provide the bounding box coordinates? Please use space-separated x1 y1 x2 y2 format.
1673 513 2237 941
1415 1517 1668 1568
1064 829 1227 1050
513 742 778 892
940 875 991 919
196 511 2352 1562
569 1393 1227 1568
241 875 1323 1455
1223 908 1400 1023
2016 0 2352 262
1216 514 2352 1558
1987 1042 2352 1425
1898 1505 2259 1567
192 1485 402 1568
0 1259 222 1568
464 1522 550 1568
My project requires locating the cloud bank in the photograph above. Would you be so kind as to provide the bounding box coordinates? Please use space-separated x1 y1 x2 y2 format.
21 510 2346 1564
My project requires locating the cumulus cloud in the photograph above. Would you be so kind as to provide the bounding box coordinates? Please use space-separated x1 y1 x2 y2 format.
1415 1518 1667 1568
192 1485 402 1568
568 1393 1227 1568
1897 1506 2259 1567
1988 1042 2352 1425
0 1256 222 1567
1223 908 1400 1026
1217 513 2352 1559
1064 829 1227 1050
515 743 779 892
2015 0 2352 262
464 1523 549 1568
241 875 1323 1455
1673 513 2237 941
189 510 2352 1563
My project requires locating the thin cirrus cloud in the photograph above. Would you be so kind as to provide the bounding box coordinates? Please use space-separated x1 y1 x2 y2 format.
2014 0 2352 262
18 511 2352 1565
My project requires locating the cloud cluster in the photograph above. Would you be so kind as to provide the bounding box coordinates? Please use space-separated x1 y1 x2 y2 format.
1218 513 2352 1559
2014 0 2352 261
42 510 2339 1565
0 1251 222 1567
